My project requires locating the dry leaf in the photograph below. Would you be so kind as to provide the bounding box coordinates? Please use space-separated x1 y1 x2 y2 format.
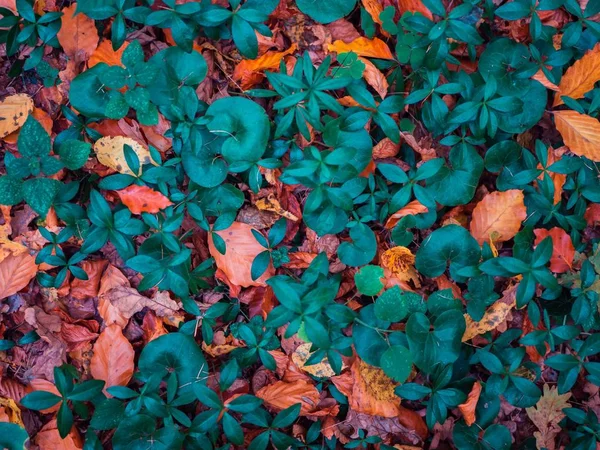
385 200 429 229
29 379 61 414
256 380 333 416
0 252 37 300
93 136 157 175
208 222 275 288
255 193 300 221
373 138 399 159
90 324 134 395
359 57 389 98
328 37 394 59
0 94 34 139
554 110 600 161
0 397 23 426
380 246 420 287
88 39 128 68
532 69 559 91
0 225 27 263
116 185 173 214
458 381 481 426
537 146 566 205
361 0 384 25
534 227 575 273
69 260 107 300
554 43 600 106
470 189 527 245
291 342 336 378
100 285 181 325
233 44 297 89
56 4 99 63
462 284 517 342
526 385 571 450
34 419 83 450
398 0 433 20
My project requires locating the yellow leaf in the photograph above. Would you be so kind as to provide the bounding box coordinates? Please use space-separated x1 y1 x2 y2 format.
0 225 27 263
328 37 394 59
0 397 23 426
93 136 157 175
526 385 571 450
470 189 527 245
554 43 600 106
554 110 600 161
0 94 34 140
255 193 300 221
291 342 336 378
462 284 517 342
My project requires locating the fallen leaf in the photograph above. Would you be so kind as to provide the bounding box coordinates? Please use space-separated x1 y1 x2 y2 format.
385 200 429 229
328 37 394 59
93 136 157 175
380 246 420 287
360 57 388 98
56 4 99 63
470 189 527 245
69 260 107 300
255 193 300 221
0 397 23 426
361 0 384 25
534 227 575 273
116 185 173 214
90 324 134 395
233 44 297 89
202 331 244 357
88 39 128 68
400 131 437 161
532 69 559 91
462 284 517 342
526 385 571 450
554 110 600 161
373 138 399 159
29 379 61 414
256 380 336 416
398 0 433 20
291 342 336 378
0 94 34 139
554 43 600 106
458 381 481 426
0 252 37 300
208 222 275 288
0 225 27 262
34 419 83 450
537 146 566 205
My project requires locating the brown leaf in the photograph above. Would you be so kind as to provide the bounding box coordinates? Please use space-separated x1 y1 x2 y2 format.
256 380 336 416
534 227 575 273
90 324 134 394
526 385 571 450
385 200 429 229
69 260 108 300
328 37 394 59
56 4 99 63
34 419 83 450
554 43 600 106
93 136 157 175
208 222 275 288
88 39 128 68
0 252 37 300
398 0 433 20
462 284 517 342
116 185 173 214
29 379 61 414
233 44 297 89
360 57 389 98
554 110 600 161
255 193 300 221
458 381 482 426
0 94 34 139
470 189 527 245
373 138 400 159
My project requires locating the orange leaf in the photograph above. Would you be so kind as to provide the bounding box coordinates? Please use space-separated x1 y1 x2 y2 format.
0 94 34 140
362 0 384 24
385 200 429 229
233 44 297 90
554 110 600 161
29 379 61 414
0 252 37 300
88 39 128 68
56 4 99 63
328 37 394 59
208 222 275 288
554 43 600 106
359 57 389 98
458 381 482 426
34 419 83 450
256 380 336 416
470 189 527 245
70 260 108 300
534 227 575 273
398 0 433 20
532 69 559 91
373 138 399 159
116 185 173 214
90 324 134 395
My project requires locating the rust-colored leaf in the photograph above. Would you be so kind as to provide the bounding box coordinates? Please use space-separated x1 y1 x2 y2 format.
470 189 527 245
116 185 173 215
208 222 275 288
233 44 297 89
385 200 429 229
458 381 481 426
90 324 134 394
34 419 83 450
328 37 394 59
56 4 99 63
554 43 600 106
534 227 575 273
360 57 389 98
88 39 128 68
0 94 34 139
0 252 37 300
69 260 107 300
532 69 559 91
256 380 336 416
554 110 600 161
373 138 399 159
398 0 433 20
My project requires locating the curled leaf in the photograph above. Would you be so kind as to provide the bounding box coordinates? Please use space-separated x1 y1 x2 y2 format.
458 381 482 426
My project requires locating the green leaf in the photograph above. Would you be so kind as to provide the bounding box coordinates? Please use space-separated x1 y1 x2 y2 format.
18 116 50 158
251 250 271 281
415 225 481 278
231 15 258 59
338 222 377 267
380 345 412 383
0 422 29 450
21 391 62 410
22 178 61 217
296 0 357 23
354 265 384 296
58 140 91 170
272 403 301 428
375 286 409 322
0 176 23 205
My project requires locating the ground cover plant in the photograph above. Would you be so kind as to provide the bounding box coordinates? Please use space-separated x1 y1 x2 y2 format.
0 0 600 448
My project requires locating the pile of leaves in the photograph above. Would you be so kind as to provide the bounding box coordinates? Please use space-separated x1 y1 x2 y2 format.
1 0 600 448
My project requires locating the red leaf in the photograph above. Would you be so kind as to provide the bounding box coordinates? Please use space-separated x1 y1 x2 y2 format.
116 185 173 214
534 227 575 273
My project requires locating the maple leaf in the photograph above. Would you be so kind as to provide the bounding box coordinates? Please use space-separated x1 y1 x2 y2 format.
526 385 571 450
554 43 600 106
470 189 527 245
554 110 600 162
